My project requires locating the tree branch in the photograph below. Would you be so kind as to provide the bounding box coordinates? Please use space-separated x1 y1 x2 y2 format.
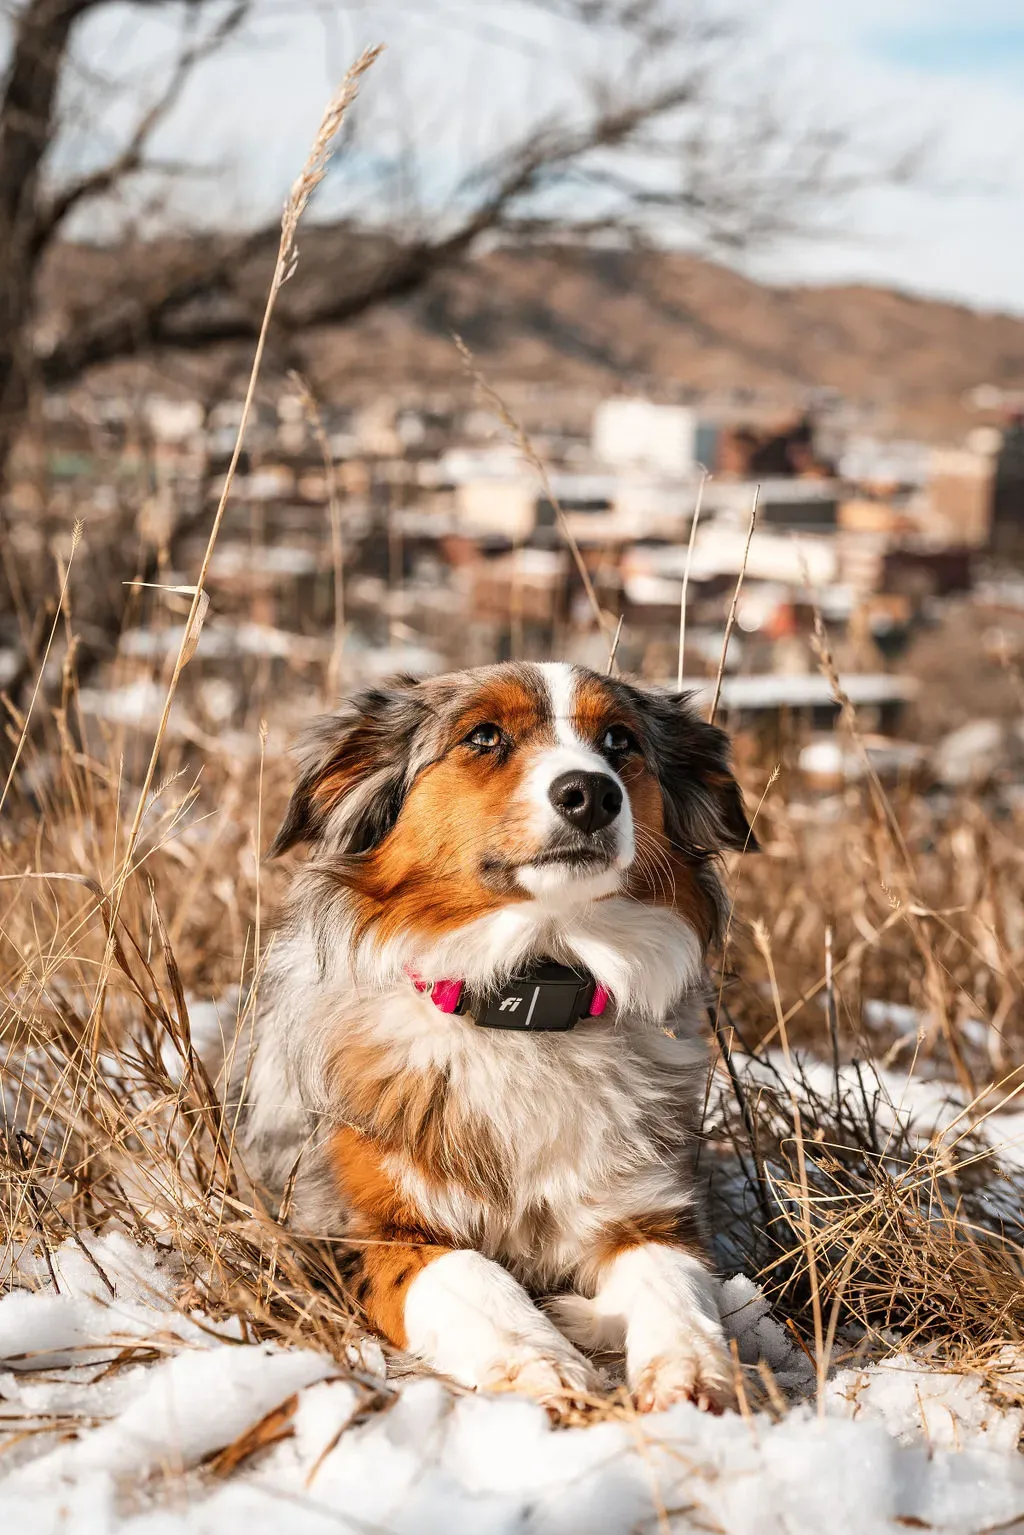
39 74 705 381
32 0 251 252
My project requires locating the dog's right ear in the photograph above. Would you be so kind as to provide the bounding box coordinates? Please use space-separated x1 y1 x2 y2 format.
270 676 429 858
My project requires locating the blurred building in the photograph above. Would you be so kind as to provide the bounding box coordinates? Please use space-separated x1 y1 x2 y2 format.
992 419 1024 559
927 447 995 547
592 399 696 477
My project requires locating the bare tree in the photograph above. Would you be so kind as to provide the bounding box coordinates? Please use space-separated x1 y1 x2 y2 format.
0 0 892 467
0 1 259 474
0 0 898 707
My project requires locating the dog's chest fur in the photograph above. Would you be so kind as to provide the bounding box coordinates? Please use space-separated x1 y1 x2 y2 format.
243 943 708 1290
382 998 705 1278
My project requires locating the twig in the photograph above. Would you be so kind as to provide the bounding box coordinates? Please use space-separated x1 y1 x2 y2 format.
606 613 624 674
676 468 707 690
708 1005 772 1232
453 334 611 642
825 924 841 1108
0 521 82 819
89 47 382 1036
708 485 758 725
753 919 826 1414
509 542 525 661
255 719 268 989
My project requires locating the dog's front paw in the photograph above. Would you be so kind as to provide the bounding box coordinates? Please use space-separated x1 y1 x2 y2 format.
632 1336 737 1415
485 1342 600 1411
403 1251 602 1412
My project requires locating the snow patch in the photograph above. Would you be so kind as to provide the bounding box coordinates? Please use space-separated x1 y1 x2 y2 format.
3 1222 1024 1531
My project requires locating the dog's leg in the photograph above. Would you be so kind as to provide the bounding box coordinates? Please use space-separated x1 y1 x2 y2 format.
346 1233 447 1351
573 1231 736 1414
333 1132 597 1409
400 1248 599 1408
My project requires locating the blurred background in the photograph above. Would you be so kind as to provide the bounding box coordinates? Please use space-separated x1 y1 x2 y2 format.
2 2 1024 1358
1 0 1023 799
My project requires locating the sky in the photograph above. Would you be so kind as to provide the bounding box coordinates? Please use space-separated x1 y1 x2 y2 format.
53 0 1024 316
751 0 1024 313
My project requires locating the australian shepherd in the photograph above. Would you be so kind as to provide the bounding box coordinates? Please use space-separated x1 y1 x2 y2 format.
237 661 756 1414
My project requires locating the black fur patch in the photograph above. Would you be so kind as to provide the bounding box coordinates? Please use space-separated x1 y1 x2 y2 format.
602 674 758 857
270 676 429 858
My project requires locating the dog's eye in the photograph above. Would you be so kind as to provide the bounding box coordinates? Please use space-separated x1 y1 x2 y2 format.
602 725 635 757
466 722 503 751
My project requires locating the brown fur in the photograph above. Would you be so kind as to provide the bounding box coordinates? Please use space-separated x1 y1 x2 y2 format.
329 1035 512 1208
595 1208 707 1268
331 1126 449 1348
618 737 718 945
343 673 559 944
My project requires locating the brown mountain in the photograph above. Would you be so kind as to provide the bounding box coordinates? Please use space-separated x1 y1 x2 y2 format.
306 243 1024 440
43 235 1024 439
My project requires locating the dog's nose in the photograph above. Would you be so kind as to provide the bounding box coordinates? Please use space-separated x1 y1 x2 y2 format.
548 771 623 833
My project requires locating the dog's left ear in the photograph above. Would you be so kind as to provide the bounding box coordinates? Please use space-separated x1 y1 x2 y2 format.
631 687 759 856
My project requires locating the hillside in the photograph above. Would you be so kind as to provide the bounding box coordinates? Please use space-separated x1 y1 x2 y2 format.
41 234 1024 438
308 244 1024 438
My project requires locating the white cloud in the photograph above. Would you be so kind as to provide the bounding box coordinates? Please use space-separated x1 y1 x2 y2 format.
737 0 1024 312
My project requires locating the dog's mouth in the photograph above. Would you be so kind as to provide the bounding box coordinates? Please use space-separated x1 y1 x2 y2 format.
528 845 608 868
480 842 615 887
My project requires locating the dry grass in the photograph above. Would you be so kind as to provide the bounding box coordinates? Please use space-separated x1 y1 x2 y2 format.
713 1047 1024 1385
0 703 361 1359
2 47 384 1386
704 634 1024 1400
3 610 1023 1418
721 774 1024 1083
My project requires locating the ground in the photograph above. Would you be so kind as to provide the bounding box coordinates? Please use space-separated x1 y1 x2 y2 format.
5 1060 1024 1535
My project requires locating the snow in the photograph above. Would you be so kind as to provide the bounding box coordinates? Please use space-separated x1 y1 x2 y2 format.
750 1050 1024 1173
6 1025 1024 1533
4 1224 1024 1533
829 1355 1024 1455
158 991 241 1087
117 620 330 663
9 1347 334 1488
0 1227 243 1372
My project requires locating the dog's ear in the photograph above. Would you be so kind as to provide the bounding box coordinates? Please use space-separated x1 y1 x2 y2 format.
629 685 758 856
270 676 429 858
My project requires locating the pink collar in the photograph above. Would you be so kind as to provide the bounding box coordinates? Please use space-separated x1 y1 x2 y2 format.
408 975 469 1014
406 963 611 1029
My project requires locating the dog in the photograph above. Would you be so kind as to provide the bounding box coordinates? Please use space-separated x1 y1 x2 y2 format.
237 661 756 1413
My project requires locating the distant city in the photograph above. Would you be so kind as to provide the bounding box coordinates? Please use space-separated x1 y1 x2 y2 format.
10 374 1024 792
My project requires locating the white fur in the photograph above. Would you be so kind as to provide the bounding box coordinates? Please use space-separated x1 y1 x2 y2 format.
245 882 707 1245
577 1244 733 1408
516 662 635 900
255 908 706 1266
538 660 584 749
404 1250 597 1400
376 1020 701 1284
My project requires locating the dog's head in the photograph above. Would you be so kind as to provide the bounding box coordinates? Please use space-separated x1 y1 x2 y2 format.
271 663 756 960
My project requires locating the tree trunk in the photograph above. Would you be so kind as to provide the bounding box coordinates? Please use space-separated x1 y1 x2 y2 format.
0 1 86 484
